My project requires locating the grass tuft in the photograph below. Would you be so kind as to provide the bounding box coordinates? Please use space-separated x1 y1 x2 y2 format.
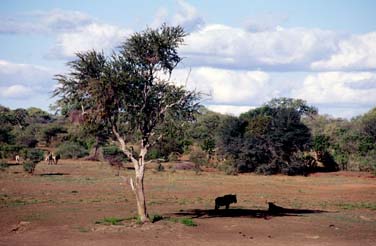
95 217 125 225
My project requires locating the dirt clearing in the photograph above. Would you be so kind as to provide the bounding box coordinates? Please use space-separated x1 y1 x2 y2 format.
1 160 375 245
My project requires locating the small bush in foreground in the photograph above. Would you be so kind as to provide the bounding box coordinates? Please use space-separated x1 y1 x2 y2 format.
23 161 36 174
0 160 9 171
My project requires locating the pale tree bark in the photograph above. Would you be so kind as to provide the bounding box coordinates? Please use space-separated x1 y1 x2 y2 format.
113 126 149 222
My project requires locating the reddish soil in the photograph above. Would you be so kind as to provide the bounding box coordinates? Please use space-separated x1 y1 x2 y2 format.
1 160 375 245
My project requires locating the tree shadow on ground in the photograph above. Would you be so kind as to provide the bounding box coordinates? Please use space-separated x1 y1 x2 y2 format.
171 203 327 219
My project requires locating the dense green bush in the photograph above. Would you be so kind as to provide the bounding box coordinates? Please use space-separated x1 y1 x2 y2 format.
23 161 36 174
26 148 44 163
0 160 9 171
56 142 89 159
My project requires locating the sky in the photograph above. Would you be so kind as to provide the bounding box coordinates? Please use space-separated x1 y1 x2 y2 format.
0 0 376 119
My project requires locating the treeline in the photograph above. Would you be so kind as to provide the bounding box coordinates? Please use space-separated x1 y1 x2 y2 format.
1 97 375 175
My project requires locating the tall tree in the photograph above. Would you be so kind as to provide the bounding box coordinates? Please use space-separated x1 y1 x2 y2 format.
53 25 200 223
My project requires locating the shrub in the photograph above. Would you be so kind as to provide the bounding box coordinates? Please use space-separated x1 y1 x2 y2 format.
26 148 44 163
255 160 281 175
0 160 9 171
189 147 207 173
56 142 89 159
217 158 237 175
23 161 36 174
146 148 161 160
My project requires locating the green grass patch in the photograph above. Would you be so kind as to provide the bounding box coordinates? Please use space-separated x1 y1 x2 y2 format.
166 217 197 227
95 217 125 225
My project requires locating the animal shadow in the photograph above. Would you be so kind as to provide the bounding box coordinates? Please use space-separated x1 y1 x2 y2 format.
172 202 326 219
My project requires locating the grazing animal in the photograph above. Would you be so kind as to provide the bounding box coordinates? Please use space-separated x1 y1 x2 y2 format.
46 152 53 165
215 194 237 210
45 152 60 165
15 155 20 164
52 154 60 165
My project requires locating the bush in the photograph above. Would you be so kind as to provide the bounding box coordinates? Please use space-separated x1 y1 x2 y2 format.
217 158 237 175
23 161 36 174
56 142 89 159
0 160 9 171
26 148 44 163
255 160 281 175
146 148 161 160
189 147 207 173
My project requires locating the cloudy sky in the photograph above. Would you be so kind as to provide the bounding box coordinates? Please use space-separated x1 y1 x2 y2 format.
0 0 375 118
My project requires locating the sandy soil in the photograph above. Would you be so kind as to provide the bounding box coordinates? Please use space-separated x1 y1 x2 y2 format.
0 160 375 245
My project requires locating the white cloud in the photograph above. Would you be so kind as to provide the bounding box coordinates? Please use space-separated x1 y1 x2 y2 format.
172 0 204 31
170 67 272 105
311 32 376 71
50 23 132 59
206 104 255 116
291 72 376 105
244 13 288 32
0 85 33 99
0 9 94 34
0 59 53 87
180 24 338 71
151 0 204 32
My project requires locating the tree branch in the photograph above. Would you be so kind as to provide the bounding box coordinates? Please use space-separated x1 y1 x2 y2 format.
112 125 138 166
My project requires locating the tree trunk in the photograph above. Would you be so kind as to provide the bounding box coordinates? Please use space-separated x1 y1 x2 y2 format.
134 169 148 222
112 127 149 223
134 146 149 223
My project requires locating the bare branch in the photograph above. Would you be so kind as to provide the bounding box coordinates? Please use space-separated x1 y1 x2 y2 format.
112 125 138 165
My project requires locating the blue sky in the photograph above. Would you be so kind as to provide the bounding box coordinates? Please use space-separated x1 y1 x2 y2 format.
0 0 376 118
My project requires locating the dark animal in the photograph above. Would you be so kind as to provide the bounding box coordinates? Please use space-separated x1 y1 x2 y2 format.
215 194 237 210
53 154 60 165
268 202 284 214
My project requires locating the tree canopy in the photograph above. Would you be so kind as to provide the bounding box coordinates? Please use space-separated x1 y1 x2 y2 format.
53 25 200 222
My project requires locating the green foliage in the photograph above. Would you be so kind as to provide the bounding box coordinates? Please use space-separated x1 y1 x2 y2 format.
179 218 197 227
304 107 376 172
313 135 330 152
189 147 207 173
0 160 9 171
39 124 67 146
23 161 36 174
26 149 44 164
95 217 125 225
56 142 89 159
0 145 23 159
217 98 314 174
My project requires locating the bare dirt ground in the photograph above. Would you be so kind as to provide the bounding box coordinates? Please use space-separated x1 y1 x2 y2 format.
1 160 375 245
